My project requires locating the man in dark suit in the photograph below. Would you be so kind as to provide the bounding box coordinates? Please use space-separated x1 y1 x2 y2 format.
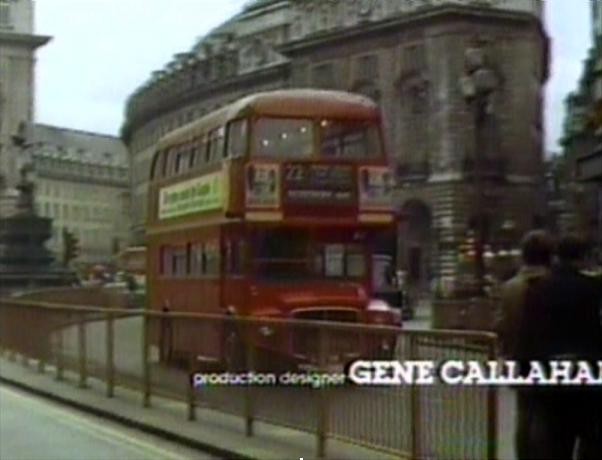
516 235 602 459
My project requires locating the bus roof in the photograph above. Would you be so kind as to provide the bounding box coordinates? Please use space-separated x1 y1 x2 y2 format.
157 89 380 148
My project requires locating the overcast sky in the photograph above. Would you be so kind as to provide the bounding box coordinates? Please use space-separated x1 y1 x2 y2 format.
35 0 593 153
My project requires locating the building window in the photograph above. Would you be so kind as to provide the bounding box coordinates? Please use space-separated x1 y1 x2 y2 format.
0 1 11 29
355 54 379 82
312 63 336 89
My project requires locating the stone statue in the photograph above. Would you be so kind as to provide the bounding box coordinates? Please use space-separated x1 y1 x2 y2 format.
15 163 35 215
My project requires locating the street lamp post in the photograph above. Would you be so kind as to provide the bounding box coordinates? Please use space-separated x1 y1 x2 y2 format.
460 47 498 296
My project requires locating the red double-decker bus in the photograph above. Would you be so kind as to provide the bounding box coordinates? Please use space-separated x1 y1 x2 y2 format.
147 89 400 368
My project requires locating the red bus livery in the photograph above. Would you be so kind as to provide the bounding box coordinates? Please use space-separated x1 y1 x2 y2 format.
147 89 400 368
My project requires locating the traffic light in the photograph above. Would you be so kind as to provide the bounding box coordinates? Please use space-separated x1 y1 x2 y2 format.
62 229 80 265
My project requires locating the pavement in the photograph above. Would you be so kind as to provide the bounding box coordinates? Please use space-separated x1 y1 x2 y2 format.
0 356 399 460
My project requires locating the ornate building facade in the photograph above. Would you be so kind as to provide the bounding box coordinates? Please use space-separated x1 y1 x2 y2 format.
122 0 548 288
0 0 49 204
561 1 602 259
28 124 130 266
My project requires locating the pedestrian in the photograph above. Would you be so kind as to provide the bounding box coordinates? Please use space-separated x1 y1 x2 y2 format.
515 235 602 459
496 230 553 358
495 230 554 459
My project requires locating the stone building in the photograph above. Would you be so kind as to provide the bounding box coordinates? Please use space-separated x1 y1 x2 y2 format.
28 124 130 266
544 153 576 236
122 0 548 289
561 1 602 258
0 0 49 205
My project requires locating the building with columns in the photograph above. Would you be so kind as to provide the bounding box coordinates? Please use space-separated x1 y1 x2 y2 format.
122 0 549 290
0 0 49 208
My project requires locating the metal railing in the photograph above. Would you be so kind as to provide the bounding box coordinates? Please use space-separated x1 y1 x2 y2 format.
0 299 498 459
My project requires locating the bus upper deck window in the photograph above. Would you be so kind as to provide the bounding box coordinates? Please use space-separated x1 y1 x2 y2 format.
205 134 212 164
195 137 206 166
207 128 225 163
254 118 313 158
189 145 197 169
320 120 382 159
216 127 225 160
175 149 187 174
165 148 176 176
226 119 248 159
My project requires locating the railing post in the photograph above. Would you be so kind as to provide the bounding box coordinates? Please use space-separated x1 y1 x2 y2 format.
78 314 88 388
244 323 255 437
55 326 64 381
36 309 46 374
21 308 30 367
487 339 498 460
142 311 151 408
316 325 329 458
21 307 30 367
37 355 45 373
409 334 421 460
106 311 115 398
187 350 196 421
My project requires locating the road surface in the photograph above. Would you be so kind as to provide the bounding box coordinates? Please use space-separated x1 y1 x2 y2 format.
0 384 214 460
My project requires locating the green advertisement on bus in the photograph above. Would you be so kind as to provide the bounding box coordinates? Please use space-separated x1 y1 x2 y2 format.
159 172 223 220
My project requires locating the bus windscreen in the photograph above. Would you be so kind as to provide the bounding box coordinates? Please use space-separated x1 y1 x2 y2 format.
254 118 314 158
252 117 382 160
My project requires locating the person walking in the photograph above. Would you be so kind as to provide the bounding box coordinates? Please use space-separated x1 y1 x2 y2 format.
497 230 554 358
515 235 602 459
496 230 554 459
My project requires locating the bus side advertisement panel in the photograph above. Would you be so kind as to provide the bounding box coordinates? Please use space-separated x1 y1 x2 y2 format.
159 172 224 220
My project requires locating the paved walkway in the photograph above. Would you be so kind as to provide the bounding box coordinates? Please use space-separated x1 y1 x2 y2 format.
0 356 399 460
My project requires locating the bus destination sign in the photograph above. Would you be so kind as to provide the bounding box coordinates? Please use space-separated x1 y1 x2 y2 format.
283 163 354 206
159 172 223 220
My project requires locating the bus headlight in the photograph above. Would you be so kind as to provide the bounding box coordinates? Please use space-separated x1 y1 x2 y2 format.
367 299 392 312
366 299 401 325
